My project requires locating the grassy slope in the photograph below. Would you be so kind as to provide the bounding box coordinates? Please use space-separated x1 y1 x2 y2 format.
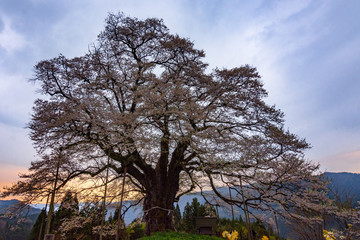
139 231 223 240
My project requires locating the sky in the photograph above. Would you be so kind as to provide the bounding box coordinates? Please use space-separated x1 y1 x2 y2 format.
0 0 359 192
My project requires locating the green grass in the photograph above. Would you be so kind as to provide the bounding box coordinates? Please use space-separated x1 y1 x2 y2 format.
139 231 223 240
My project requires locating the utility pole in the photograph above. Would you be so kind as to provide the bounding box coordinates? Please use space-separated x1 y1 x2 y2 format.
274 211 280 239
229 187 235 224
239 176 253 240
38 193 50 240
115 166 127 240
44 159 60 236
99 158 110 240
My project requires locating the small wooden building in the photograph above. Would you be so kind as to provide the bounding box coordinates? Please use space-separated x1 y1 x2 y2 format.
195 217 218 235
44 234 55 240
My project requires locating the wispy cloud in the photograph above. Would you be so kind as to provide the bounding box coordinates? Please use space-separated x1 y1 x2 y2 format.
0 70 36 127
0 16 26 53
0 123 36 166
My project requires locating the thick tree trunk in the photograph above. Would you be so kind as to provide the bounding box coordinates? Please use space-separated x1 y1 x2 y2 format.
140 127 186 235
143 167 180 235
143 192 175 235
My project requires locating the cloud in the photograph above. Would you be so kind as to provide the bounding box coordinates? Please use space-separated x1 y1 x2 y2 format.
0 123 36 166
0 16 26 53
0 70 36 127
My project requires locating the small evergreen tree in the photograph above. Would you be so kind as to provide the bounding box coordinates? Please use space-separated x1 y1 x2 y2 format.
181 198 209 233
78 203 103 239
111 207 120 224
191 198 206 218
182 202 193 232
52 191 79 232
173 204 181 230
28 209 47 240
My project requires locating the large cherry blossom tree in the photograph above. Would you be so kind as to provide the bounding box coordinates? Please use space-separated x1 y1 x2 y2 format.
7 13 324 235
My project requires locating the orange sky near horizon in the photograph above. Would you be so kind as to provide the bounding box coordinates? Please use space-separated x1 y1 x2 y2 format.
0 163 28 200
0 164 140 203
318 150 360 173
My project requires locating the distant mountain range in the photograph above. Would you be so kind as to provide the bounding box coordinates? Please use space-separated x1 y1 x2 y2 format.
0 199 20 212
0 199 41 215
0 199 41 240
324 172 360 204
1 172 359 239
